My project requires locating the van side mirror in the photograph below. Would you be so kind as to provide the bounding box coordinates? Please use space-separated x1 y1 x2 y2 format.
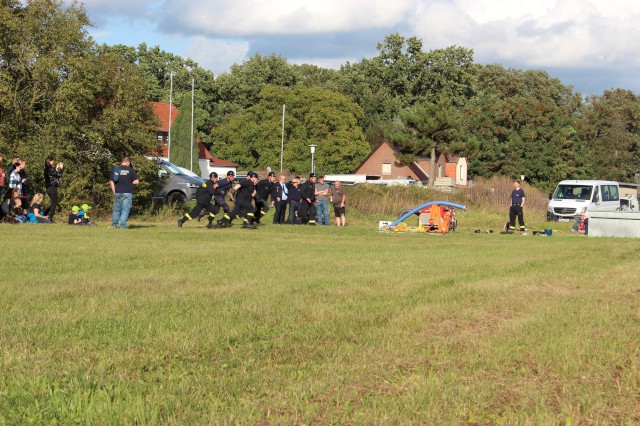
548 192 552 200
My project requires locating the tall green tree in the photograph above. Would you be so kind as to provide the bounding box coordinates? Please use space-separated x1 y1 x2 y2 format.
578 89 640 181
388 96 462 186
337 34 476 147
211 85 370 174
169 92 197 171
463 65 585 187
0 0 158 209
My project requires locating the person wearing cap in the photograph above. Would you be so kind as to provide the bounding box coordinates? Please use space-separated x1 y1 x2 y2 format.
253 171 276 225
287 176 302 224
217 172 258 229
68 205 83 225
178 172 220 229
197 170 235 222
314 175 330 225
109 156 139 230
298 173 317 225
272 174 288 224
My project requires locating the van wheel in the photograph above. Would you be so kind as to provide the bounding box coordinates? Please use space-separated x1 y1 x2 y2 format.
167 192 187 205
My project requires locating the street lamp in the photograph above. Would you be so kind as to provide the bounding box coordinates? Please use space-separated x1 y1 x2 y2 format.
309 144 317 173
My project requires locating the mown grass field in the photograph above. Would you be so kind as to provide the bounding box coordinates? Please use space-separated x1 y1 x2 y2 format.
1 209 639 424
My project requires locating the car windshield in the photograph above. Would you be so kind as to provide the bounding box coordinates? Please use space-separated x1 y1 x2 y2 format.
161 161 184 175
553 185 593 200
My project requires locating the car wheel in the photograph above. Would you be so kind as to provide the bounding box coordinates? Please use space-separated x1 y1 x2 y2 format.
167 191 187 205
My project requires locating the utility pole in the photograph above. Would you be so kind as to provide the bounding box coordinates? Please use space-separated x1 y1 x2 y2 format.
190 78 194 171
168 71 173 161
280 104 285 172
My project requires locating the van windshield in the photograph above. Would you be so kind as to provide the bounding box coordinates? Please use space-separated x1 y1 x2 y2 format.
553 185 593 201
161 161 184 176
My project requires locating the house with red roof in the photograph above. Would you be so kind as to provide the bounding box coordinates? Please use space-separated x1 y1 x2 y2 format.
352 140 468 187
197 140 238 179
150 102 237 178
150 102 178 158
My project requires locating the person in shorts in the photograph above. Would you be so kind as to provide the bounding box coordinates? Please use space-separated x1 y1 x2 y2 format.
331 180 346 226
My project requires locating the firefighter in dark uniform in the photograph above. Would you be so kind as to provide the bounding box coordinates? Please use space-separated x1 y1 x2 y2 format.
217 171 259 229
298 172 317 225
197 170 235 221
509 179 526 231
254 171 276 224
178 172 220 229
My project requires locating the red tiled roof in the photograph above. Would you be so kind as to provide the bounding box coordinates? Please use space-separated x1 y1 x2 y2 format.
209 157 238 167
197 140 214 159
151 102 178 132
150 145 168 157
197 140 238 166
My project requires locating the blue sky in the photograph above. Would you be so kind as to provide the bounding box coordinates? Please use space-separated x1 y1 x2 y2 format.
72 0 640 96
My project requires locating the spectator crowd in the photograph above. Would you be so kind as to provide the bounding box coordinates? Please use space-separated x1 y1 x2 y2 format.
1 153 347 229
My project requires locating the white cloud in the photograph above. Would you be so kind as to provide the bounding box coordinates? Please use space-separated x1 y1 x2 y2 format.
289 57 356 70
63 0 640 92
184 37 251 76
411 0 640 69
163 0 416 35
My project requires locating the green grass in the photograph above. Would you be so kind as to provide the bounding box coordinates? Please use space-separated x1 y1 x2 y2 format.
1 211 639 424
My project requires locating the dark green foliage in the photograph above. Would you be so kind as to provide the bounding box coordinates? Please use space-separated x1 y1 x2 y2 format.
168 92 197 171
211 86 370 174
463 66 588 187
0 0 158 211
577 89 640 182
388 97 462 185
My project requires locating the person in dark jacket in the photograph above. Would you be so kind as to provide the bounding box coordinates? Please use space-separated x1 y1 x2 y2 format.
217 172 259 229
178 172 220 229
198 170 235 221
253 171 276 224
298 173 317 225
272 174 288 224
44 156 64 222
287 177 303 224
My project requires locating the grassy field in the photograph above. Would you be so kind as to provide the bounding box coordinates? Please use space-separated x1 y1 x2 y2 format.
1 210 639 424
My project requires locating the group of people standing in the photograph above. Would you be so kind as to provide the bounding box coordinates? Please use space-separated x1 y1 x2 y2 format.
271 173 346 227
0 154 63 224
178 171 347 230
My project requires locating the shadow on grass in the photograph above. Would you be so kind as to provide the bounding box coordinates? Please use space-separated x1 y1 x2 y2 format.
125 224 159 229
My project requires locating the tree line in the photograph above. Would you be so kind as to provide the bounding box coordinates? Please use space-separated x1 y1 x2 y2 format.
2 0 639 211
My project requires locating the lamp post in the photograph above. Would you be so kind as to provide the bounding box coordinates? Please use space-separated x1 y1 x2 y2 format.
308 144 317 174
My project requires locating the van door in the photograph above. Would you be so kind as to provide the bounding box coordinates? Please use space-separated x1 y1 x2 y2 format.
593 184 620 211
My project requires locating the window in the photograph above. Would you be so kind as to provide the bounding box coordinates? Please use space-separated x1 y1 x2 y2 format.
382 162 391 175
600 185 619 202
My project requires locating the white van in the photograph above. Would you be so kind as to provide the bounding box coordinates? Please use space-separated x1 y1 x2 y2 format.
547 180 637 221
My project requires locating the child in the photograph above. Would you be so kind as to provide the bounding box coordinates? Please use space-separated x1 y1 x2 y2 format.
4 199 27 223
69 205 83 225
78 203 96 225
